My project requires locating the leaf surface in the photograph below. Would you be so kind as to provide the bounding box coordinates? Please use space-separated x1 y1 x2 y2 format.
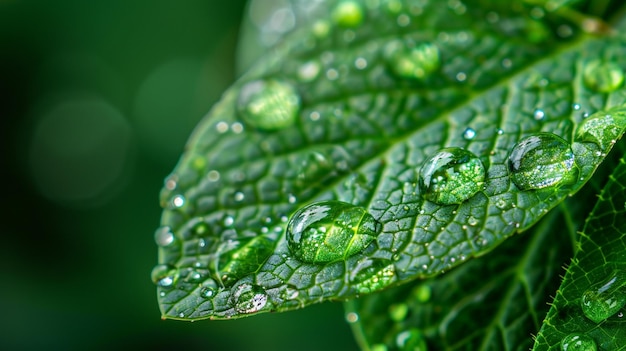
153 0 626 321
532 155 626 350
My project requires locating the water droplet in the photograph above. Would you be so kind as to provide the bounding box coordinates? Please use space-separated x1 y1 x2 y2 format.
164 175 177 190
463 127 476 140
575 110 626 152
279 285 300 301
581 271 626 323
533 108 546 120
413 284 431 302
286 201 381 263
298 60 321 82
456 72 467 82
396 328 427 351
508 133 577 190
384 40 440 80
288 193 297 204
154 226 175 247
312 20 330 38
354 57 368 70
207 170 220 182
418 147 486 205
573 103 581 111
223 216 234 227
231 122 244 134
332 1 364 28
237 79 300 131
583 59 624 93
200 279 218 298
560 333 597 351
352 260 396 293
216 121 229 133
234 191 245 202
171 195 185 208
151 264 177 287
389 303 408 322
230 282 268 314
345 311 359 323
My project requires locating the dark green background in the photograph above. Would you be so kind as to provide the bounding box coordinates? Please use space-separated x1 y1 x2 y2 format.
0 1 356 349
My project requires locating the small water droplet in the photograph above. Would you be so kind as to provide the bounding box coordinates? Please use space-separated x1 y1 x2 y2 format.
224 216 234 227
508 133 577 190
354 57 368 70
170 194 185 209
237 79 300 131
388 303 408 322
396 328 427 351
298 60 321 82
287 193 297 204
286 201 381 263
216 121 229 133
200 279 218 298
575 110 626 151
151 264 177 287
583 59 624 93
384 40 440 80
581 271 626 323
456 72 467 82
326 68 339 80
345 311 359 323
332 1 364 28
573 103 581 111
312 20 330 38
154 226 175 247
165 175 177 190
207 170 220 182
418 147 486 205
230 282 268 314
560 333 597 351
463 127 476 140
533 108 546 121
231 122 244 134
234 191 245 202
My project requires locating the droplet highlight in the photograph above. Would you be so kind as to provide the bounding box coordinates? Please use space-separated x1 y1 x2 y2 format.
286 200 381 263
581 271 626 323
418 147 486 205
237 79 300 131
508 133 577 190
583 59 624 93
384 40 441 80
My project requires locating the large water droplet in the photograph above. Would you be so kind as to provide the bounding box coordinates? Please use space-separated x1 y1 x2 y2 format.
154 226 175 247
418 147 486 205
332 1 364 28
237 79 300 131
560 333 597 351
395 328 427 351
581 271 626 323
230 282 268 314
286 201 381 263
575 110 626 152
508 133 577 190
384 40 440 80
151 264 178 288
583 59 624 93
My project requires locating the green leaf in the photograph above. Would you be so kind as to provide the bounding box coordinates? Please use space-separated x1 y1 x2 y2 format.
153 0 626 323
532 155 626 350
344 205 574 350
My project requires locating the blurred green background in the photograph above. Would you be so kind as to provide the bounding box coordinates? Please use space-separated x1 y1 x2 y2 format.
0 0 357 349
